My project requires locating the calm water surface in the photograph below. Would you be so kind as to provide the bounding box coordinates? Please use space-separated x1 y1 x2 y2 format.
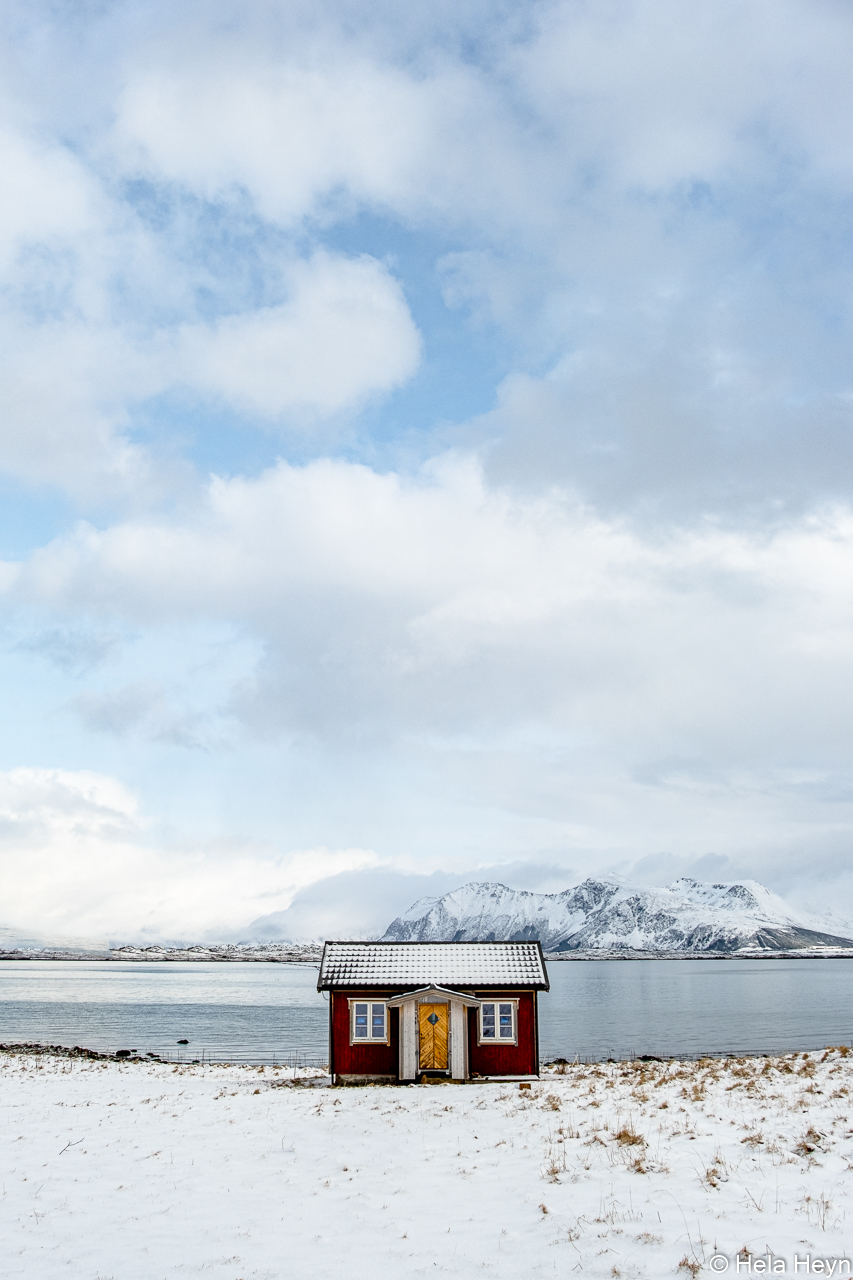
1 957 851 1064
541 956 853 1061
0 962 326 1064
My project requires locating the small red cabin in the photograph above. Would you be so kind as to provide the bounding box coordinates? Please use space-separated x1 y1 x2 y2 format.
318 940 550 1084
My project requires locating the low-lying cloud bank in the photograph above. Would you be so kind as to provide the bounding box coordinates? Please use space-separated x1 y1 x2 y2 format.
0 768 378 943
0 755 852 946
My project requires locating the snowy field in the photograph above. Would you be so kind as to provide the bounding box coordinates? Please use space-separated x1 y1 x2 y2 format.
3 1049 853 1278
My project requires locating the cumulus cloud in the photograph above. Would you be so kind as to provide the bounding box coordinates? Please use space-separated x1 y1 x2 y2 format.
0 122 100 271
513 0 853 191
0 767 380 940
114 55 437 225
172 253 421 420
0 122 153 490
0 106 421 494
1 0 852 507
0 320 156 492
109 0 853 238
0 234 419 488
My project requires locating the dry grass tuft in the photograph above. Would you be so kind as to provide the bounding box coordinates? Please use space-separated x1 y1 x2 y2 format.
677 1255 701 1278
614 1127 644 1146
794 1125 824 1155
799 1190 834 1230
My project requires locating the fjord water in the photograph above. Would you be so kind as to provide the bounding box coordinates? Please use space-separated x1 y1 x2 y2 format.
0 958 851 1064
0 962 328 1064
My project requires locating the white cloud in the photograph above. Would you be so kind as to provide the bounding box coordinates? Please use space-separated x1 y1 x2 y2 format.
172 253 421 419
108 2 853 241
0 123 152 491
10 451 853 770
0 122 98 271
2 0 853 500
0 319 156 492
512 0 853 192
0 97 423 493
0 210 419 488
114 56 436 225
0 767 379 940
111 44 539 234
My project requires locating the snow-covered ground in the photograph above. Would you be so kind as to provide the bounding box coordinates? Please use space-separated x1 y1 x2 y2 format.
3 1049 853 1278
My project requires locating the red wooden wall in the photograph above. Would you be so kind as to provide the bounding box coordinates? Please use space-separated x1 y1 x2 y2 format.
329 987 539 1078
330 990 398 1077
467 991 538 1077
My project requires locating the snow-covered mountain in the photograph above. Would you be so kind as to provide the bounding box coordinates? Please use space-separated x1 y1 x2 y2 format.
381 877 853 953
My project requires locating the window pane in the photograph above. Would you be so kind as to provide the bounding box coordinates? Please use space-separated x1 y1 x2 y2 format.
354 1003 368 1038
481 1003 496 1038
499 1004 514 1038
371 1004 385 1037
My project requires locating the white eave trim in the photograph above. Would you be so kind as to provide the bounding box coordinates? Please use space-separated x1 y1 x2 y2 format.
385 983 482 1008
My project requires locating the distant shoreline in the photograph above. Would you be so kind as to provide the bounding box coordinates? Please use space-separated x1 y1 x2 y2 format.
0 945 324 964
545 948 853 960
2 945 853 963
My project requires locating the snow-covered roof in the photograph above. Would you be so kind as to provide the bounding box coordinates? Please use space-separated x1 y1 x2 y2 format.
317 941 549 990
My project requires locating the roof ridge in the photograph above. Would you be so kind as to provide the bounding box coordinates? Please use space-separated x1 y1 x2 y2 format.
322 939 540 945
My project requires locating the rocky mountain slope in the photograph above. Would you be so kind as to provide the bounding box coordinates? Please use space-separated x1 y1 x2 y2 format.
381 877 853 953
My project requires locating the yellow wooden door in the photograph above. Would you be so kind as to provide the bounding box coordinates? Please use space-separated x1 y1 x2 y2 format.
418 1003 449 1070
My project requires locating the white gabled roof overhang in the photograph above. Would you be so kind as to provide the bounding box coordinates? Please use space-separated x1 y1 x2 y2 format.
384 984 482 1008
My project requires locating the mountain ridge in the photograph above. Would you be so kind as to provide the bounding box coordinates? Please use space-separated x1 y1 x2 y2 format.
381 876 853 953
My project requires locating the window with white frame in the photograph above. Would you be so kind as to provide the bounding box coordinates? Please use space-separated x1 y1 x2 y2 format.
349 1000 388 1043
478 1000 517 1044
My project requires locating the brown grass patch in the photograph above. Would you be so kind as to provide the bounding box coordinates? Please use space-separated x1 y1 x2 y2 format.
794 1125 824 1156
614 1127 645 1146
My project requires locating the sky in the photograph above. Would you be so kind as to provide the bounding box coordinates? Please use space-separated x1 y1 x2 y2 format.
2 0 853 943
